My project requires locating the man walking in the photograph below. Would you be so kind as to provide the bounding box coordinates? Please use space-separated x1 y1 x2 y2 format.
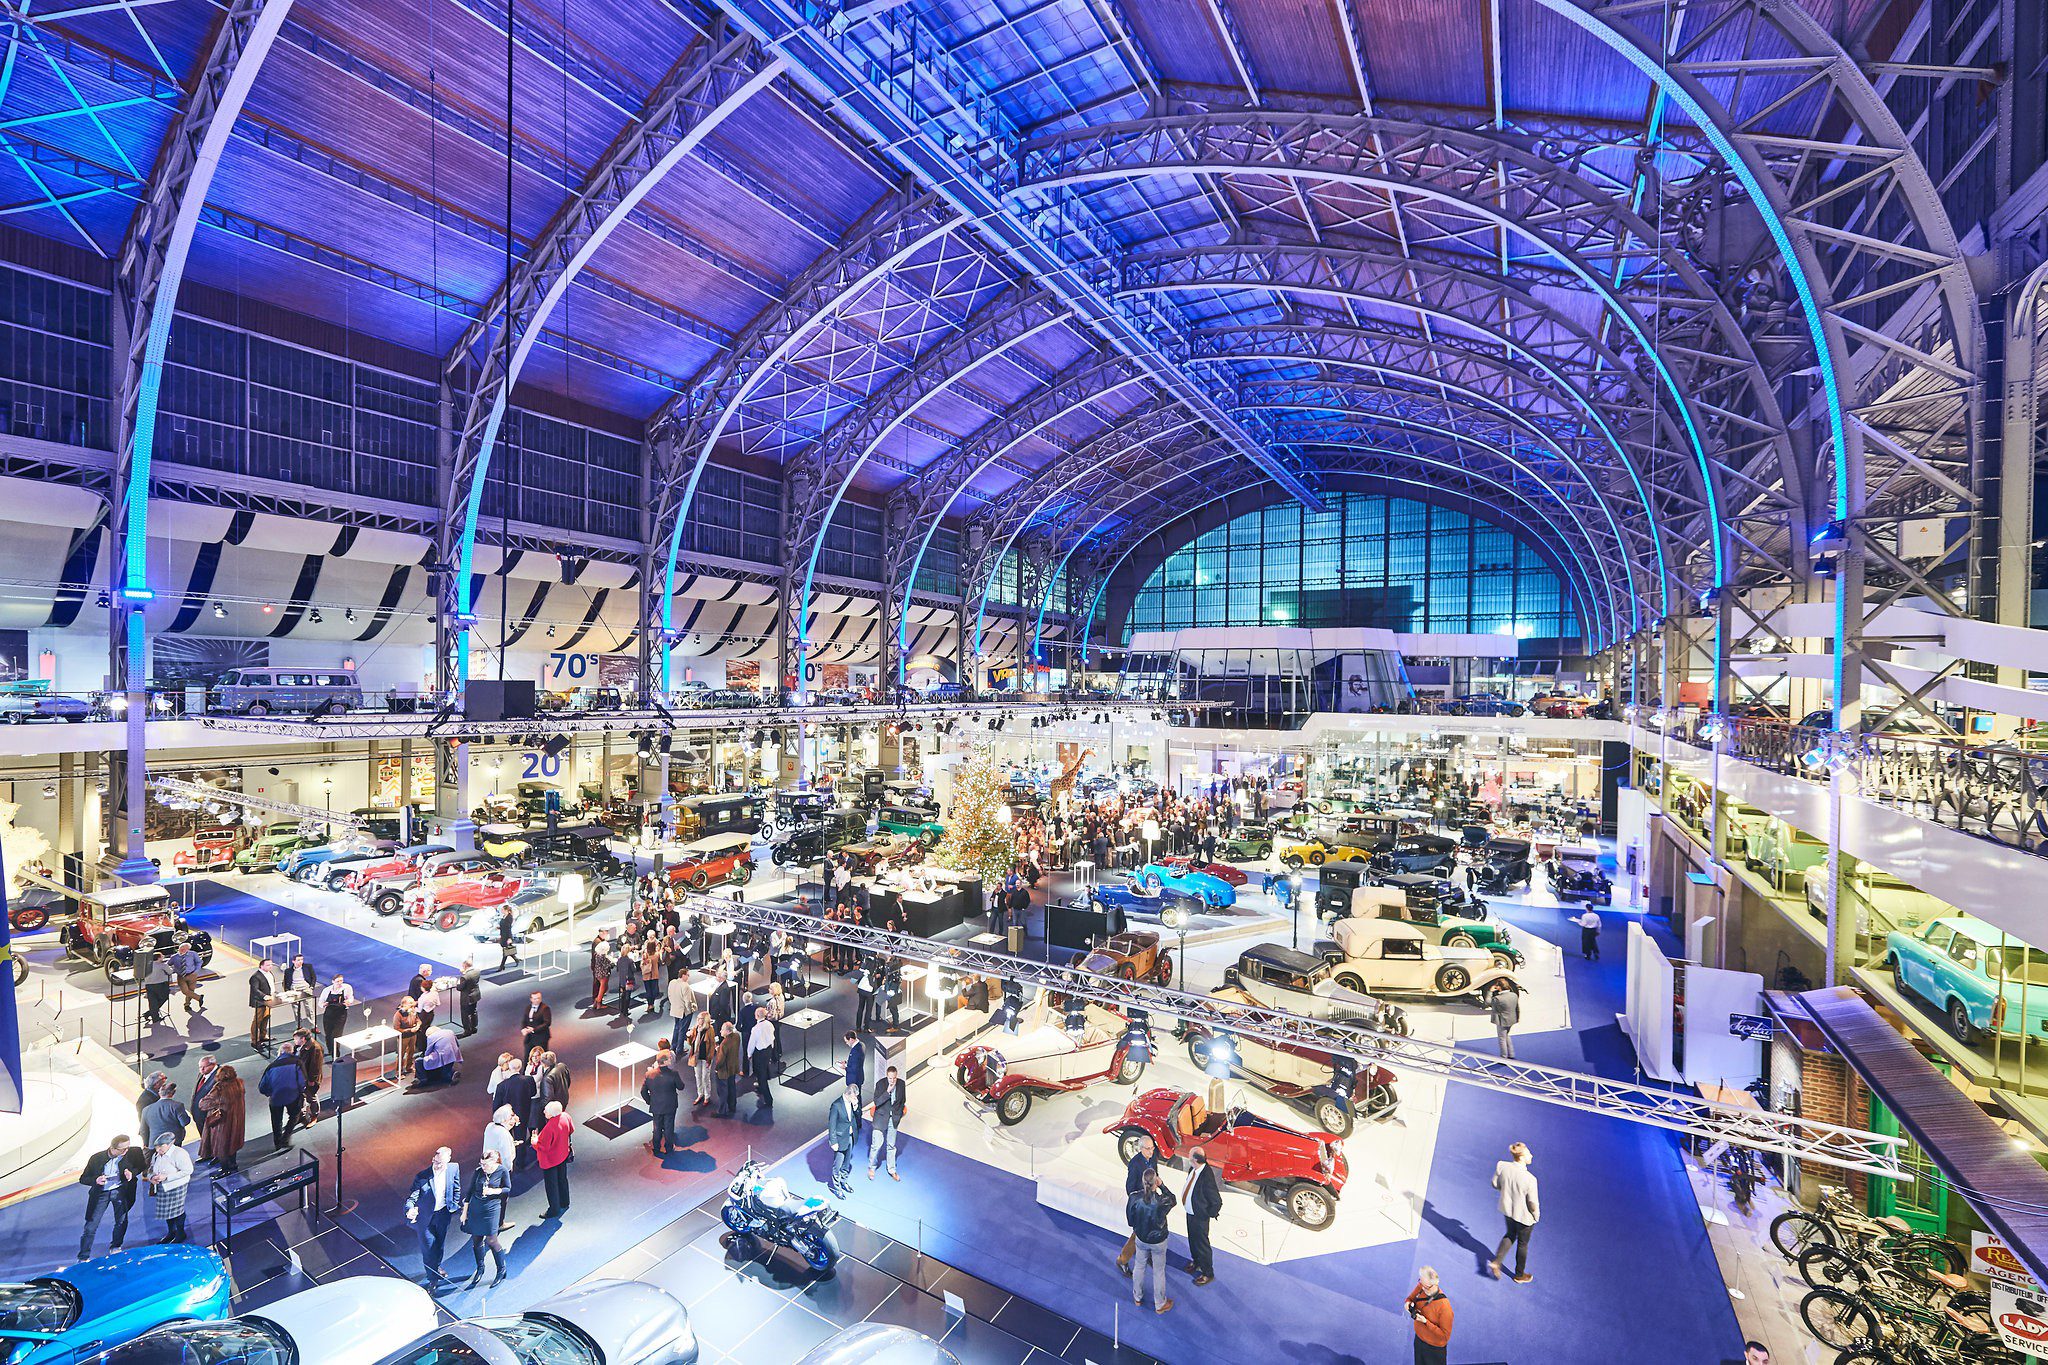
826 1086 857 1198
248 960 277 1054
1405 1266 1454 1364
168 940 205 1015
1488 980 1521 1059
76 1135 146 1260
854 963 876 1033
520 991 552 1056
258 1048 306 1149
1182 1146 1222 1286
1125 1167 1176 1315
1572 907 1601 960
1487 1141 1540 1283
497 906 518 971
1114 1133 1157 1276
866 1066 905 1181
842 1031 865 1095
641 1057 681 1157
405 1147 462 1283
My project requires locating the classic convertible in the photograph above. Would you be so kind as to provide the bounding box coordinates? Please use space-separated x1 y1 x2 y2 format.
0 1246 231 1364
1073 930 1174 985
1278 838 1374 870
233 821 315 873
1136 861 1237 908
1089 877 1203 923
1885 914 2048 1043
1182 989 1400 1137
1105 1088 1349 1230
1156 854 1249 887
953 998 1147 1124
1319 919 1519 999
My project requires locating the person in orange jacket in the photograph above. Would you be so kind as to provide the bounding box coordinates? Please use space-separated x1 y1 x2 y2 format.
1405 1267 1453 1365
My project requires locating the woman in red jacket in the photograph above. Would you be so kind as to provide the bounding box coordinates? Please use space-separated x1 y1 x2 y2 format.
535 1100 575 1219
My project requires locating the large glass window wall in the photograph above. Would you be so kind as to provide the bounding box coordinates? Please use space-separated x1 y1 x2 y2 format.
1123 492 1576 641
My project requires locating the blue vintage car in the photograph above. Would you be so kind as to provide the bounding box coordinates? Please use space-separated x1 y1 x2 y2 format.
1885 914 2048 1044
1089 878 1204 924
0 1246 231 1363
1135 862 1237 909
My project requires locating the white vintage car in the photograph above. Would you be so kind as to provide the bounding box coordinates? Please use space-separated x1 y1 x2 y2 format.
86 1279 440 1365
953 996 1146 1123
1319 918 1518 1000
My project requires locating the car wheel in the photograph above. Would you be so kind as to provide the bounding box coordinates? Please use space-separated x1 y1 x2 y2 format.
1283 1181 1337 1230
10 906 48 933
373 892 401 916
1445 930 1478 949
528 916 547 936
1115 1052 1145 1085
437 910 461 932
997 1090 1032 1126
1112 963 1134 980
1312 1095 1353 1137
10 957 23 988
1490 951 1517 972
1308 850 1326 866
1282 855 1304 871
1153 951 1174 985
689 870 709 891
1253 844 1270 859
246 702 270 716
1116 1129 1151 1165
1185 1039 1210 1070
3 713 22 725
1335 972 1368 994
1946 996 1977 1043
1435 965 1472 994
734 862 753 884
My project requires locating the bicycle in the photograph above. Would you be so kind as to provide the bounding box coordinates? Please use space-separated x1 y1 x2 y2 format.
1769 1189 1964 1283
1819 1296 2021 1365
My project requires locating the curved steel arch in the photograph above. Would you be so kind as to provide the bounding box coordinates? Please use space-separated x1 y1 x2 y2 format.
438 21 784 669
1064 463 1613 668
1010 109 1807 587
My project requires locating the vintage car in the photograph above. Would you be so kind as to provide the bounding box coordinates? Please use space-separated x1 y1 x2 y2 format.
664 832 756 892
1089 877 1203 925
337 842 448 893
1073 930 1174 984
1135 861 1237 908
475 822 534 860
771 810 868 866
1181 988 1400 1137
1885 914 2048 1043
171 826 244 875
759 789 837 841
85 1278 440 1365
875 805 945 845
0 1246 231 1365
1217 824 1277 860
1550 846 1613 905
0 682 91 724
316 842 436 892
1365 874 1521 962
281 833 390 883
1157 855 1249 887
674 793 761 839
953 998 1147 1124
795 1324 957 1365
233 821 315 873
1222 942 1388 1021
1468 837 1533 895
1277 838 1375 870
1317 918 1518 999
1446 693 1527 717
363 851 497 917
370 1280 697 1365
403 866 529 930
1105 1088 1348 1230
466 858 609 940
62 885 216 983
1367 833 1460 877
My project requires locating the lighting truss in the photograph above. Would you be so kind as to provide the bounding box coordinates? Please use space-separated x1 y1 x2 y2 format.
150 774 369 829
690 892 1904 1177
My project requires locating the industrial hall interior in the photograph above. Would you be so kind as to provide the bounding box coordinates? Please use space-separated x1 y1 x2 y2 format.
0 0 2046 1362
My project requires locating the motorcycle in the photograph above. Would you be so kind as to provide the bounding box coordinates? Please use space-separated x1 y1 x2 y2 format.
720 1160 842 1273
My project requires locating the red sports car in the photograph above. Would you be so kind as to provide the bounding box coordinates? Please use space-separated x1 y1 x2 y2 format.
402 869 527 930
663 832 755 892
1159 855 1248 887
1105 1086 1347 1229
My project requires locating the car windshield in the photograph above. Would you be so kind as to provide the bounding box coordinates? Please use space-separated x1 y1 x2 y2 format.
0 1281 80 1336
377 1334 496 1365
84 1321 294 1365
477 1318 599 1365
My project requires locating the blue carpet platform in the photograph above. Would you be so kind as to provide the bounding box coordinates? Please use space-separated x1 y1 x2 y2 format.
763 893 1748 1365
182 878 459 1003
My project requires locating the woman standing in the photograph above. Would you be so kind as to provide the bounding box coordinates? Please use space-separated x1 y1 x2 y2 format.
765 979 788 1067
318 975 356 1056
462 1149 511 1286
147 1133 194 1243
534 1102 575 1218
393 997 422 1077
639 941 662 1017
198 1064 246 1175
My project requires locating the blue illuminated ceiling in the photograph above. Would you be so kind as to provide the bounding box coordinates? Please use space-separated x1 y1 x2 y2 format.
0 0 1974 653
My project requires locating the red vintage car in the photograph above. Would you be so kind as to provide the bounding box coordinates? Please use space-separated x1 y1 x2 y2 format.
663 833 755 892
363 851 494 916
1105 1087 1348 1230
402 868 526 930
62 885 216 983
1159 855 1248 887
341 843 451 894
171 827 243 875
954 1000 1145 1125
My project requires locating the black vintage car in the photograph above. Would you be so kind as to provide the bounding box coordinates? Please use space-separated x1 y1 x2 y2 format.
771 810 868 866
1469 838 1533 896
522 821 628 881
760 789 836 841
1367 833 1458 877
1551 846 1613 905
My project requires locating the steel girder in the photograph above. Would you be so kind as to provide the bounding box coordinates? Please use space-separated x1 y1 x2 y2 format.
1063 461 1617 661
779 285 1072 689
1010 109 1810 591
436 20 783 649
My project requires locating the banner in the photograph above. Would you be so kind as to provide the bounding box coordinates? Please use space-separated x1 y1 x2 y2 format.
1973 1232 2036 1289
1990 1285 2048 1355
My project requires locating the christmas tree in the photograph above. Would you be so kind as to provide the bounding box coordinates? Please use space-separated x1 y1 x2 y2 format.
933 744 1017 890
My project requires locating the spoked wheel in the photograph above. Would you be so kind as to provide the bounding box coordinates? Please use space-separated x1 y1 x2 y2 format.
1311 1095 1353 1138
1800 1288 1878 1348
996 1090 1032 1125
9 905 48 933
1796 1245 1866 1292
1768 1210 1835 1259
1283 1181 1336 1230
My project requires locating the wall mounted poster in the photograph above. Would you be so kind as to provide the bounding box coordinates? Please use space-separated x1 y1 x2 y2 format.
0 630 27 686
154 637 270 687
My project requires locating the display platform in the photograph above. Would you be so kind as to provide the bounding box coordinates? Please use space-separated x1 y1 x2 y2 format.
184 878 460 1001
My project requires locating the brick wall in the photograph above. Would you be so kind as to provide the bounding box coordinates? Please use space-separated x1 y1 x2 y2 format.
1779 1036 1870 1205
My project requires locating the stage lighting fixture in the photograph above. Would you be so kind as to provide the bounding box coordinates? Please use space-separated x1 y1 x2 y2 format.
211 603 226 619
345 607 357 623
95 590 109 609
1062 996 1088 1034
546 624 556 638
1203 1031 1238 1079
309 608 323 624
1124 1009 1152 1065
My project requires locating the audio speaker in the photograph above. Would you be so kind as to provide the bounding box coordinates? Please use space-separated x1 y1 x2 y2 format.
463 680 537 721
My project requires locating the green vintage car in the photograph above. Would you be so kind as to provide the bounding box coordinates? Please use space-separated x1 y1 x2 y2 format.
233 820 316 872
1218 823 1276 860
1366 873 1522 963
876 805 945 845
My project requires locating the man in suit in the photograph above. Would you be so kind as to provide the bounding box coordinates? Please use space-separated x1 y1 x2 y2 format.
866 1066 906 1181
1183 1146 1223 1286
404 1146 462 1282
826 1086 857 1198
841 1031 864 1094
456 959 482 1036
281 953 317 994
247 960 277 1053
76 1135 146 1260
520 991 552 1055
1115 1133 1157 1276
497 907 518 970
640 1058 682 1157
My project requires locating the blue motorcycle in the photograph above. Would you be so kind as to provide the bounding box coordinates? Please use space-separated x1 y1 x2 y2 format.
721 1161 842 1273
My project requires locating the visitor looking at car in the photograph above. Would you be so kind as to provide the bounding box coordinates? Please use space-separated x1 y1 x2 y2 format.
1124 1167 1176 1315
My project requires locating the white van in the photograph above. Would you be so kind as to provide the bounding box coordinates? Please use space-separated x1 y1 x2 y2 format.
209 667 365 716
